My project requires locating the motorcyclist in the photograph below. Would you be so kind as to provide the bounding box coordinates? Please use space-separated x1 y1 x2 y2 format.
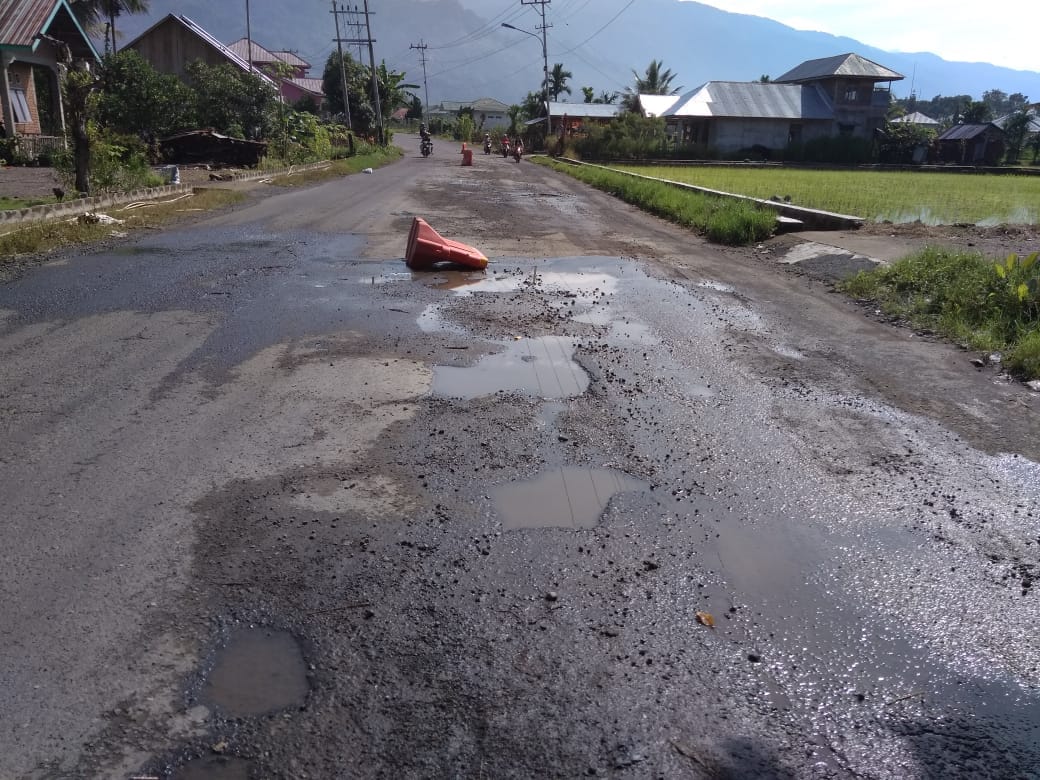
484 133 492 154
419 122 431 140
501 134 510 157
513 138 524 162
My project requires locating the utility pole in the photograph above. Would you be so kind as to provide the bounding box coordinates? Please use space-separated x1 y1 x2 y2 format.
520 0 551 107
410 40 430 125
362 0 383 145
331 1 352 129
245 0 253 73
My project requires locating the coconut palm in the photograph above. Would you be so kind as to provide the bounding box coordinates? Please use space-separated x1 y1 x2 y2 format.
71 0 150 53
548 63 572 101
623 59 681 111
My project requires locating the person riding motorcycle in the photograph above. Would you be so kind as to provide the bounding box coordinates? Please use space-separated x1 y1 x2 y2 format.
501 134 510 157
419 123 433 156
513 138 524 162
483 133 492 154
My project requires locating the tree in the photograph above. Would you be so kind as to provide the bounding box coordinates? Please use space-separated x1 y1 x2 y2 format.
61 62 98 193
186 60 278 139
1002 109 1033 163
582 86 594 104
96 49 196 137
595 91 619 105
961 100 993 124
759 75 771 83
623 59 681 111
405 95 423 121
321 51 372 129
70 0 149 52
548 63 572 101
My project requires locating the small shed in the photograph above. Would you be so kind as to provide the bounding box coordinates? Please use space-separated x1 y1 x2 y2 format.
160 129 268 166
935 123 1006 165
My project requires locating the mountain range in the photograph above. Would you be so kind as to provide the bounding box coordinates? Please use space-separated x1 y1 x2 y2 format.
115 0 1040 108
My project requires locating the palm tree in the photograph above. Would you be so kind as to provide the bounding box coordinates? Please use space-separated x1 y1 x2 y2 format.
623 59 680 111
548 63 572 101
71 0 150 52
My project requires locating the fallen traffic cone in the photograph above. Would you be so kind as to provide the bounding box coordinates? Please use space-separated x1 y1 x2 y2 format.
406 217 488 271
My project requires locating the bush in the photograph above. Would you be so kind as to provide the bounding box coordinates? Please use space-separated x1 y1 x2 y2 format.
1008 330 1040 377
53 128 163 194
572 113 670 160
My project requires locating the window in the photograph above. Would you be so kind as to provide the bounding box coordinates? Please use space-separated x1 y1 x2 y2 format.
9 87 30 123
844 87 858 103
788 124 802 144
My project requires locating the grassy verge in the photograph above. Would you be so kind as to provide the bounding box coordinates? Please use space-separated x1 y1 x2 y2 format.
0 195 56 210
0 188 244 261
839 248 1040 378
538 158 775 245
267 147 403 187
612 164 1040 225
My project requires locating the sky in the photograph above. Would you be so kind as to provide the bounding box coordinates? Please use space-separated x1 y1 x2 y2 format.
690 1 1037 73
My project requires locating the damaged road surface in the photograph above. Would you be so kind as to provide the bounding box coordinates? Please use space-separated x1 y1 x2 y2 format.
2 141 1040 779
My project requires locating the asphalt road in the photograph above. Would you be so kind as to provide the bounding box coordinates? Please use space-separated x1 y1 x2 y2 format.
2 136 1039 779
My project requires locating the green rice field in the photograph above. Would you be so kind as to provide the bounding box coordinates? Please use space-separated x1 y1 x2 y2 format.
610 165 1040 226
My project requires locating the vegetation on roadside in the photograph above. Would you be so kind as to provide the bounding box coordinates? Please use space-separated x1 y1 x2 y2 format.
266 145 402 186
0 188 244 261
839 248 1040 378
610 165 1040 225
539 158 775 245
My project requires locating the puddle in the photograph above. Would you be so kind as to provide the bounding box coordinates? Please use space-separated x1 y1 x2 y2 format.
446 269 620 298
493 467 648 530
417 303 467 334
173 756 251 780
200 627 308 718
433 336 588 399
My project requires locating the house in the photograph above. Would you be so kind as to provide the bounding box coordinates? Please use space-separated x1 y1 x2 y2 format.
935 123 1006 165
892 111 939 127
226 38 322 107
122 14 277 88
545 101 622 135
0 0 99 151
641 52 902 156
430 97 510 129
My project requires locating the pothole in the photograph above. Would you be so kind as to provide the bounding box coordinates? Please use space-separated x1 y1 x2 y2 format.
172 755 251 780
492 466 648 530
199 627 309 718
433 335 588 399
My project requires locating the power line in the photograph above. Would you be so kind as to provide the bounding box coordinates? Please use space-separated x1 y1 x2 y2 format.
555 0 635 54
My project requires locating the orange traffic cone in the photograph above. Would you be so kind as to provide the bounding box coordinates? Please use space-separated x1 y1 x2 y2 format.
406 217 488 271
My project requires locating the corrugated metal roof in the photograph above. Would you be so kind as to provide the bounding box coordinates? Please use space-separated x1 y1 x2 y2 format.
436 97 511 113
273 50 309 68
663 81 833 120
937 123 1001 141
548 101 621 118
0 0 95 58
227 37 280 64
776 53 903 83
639 94 680 117
994 109 1040 133
287 77 322 96
893 111 939 125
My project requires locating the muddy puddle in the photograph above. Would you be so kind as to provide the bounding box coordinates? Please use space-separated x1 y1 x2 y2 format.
172 756 251 780
199 627 308 718
493 467 648 530
433 335 588 399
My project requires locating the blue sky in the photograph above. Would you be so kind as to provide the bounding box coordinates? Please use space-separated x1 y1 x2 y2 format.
689 1 1036 73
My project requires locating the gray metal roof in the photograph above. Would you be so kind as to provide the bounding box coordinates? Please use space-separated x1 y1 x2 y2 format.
994 109 1040 133
663 81 833 120
893 111 939 126
548 101 622 119
776 53 903 83
937 123 1002 141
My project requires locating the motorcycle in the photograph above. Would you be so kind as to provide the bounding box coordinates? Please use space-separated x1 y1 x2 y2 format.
483 138 492 155
513 144 523 163
500 141 510 158
420 136 433 157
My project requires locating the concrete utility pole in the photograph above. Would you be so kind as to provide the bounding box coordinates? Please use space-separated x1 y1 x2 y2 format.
410 40 430 125
244 0 253 73
331 1 353 129
521 0 551 109
335 1 382 144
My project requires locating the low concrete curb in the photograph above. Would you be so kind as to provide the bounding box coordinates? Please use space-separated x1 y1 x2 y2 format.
0 160 334 228
556 158 864 231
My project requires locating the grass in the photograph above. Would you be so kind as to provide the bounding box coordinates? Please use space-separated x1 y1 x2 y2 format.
267 147 402 187
839 248 1040 378
610 165 1040 226
538 158 776 245
0 188 244 261
0 195 57 210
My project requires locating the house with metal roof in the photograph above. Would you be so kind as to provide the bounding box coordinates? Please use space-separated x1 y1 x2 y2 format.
122 14 277 88
0 0 98 150
640 52 903 156
935 122 1006 165
892 111 940 127
429 97 510 129
225 39 320 108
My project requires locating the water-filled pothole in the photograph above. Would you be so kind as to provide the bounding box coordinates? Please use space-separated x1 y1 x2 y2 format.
173 756 251 780
493 467 648 530
199 627 309 718
433 335 588 399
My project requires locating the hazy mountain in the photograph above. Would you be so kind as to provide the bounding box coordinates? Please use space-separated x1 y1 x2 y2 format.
115 0 1040 107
